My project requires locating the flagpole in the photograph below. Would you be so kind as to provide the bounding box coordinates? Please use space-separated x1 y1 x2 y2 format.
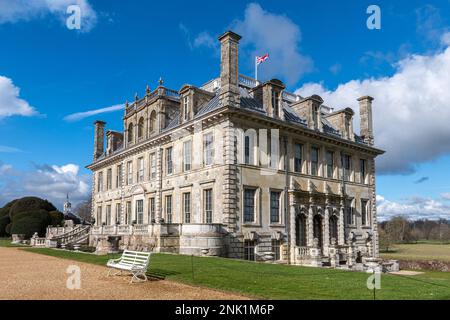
255 56 258 82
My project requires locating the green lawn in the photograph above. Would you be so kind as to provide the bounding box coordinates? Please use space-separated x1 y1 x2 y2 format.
21 247 450 300
0 238 29 248
381 243 450 262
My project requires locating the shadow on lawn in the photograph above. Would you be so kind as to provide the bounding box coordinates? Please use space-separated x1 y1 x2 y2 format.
147 268 181 280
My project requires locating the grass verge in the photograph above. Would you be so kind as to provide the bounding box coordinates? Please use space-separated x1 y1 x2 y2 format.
20 247 450 300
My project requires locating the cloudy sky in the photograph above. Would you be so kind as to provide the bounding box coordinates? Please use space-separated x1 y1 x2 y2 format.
0 0 450 220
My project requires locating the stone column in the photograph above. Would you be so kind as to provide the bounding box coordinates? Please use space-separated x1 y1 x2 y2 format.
338 206 345 245
307 206 314 247
222 120 238 233
289 201 296 263
324 207 330 255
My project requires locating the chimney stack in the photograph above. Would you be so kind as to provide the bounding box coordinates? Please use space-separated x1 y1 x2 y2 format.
218 30 241 107
357 96 374 145
93 120 106 161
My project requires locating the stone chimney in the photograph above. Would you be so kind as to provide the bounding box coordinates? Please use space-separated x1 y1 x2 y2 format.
93 120 106 161
358 96 374 145
218 30 241 107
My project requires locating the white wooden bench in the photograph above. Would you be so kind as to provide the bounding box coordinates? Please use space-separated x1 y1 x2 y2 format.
106 250 151 283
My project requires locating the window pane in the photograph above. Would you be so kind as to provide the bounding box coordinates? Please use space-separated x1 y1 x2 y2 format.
311 147 319 176
166 195 172 223
184 193 191 223
204 189 213 223
184 141 192 171
270 191 280 223
166 147 173 175
204 133 214 166
136 200 143 224
244 189 255 223
326 151 334 178
294 143 302 172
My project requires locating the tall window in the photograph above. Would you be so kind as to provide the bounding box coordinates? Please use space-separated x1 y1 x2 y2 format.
342 154 351 181
97 206 102 226
361 199 369 226
166 147 173 175
294 143 302 172
138 117 144 140
272 91 279 117
106 205 111 225
150 153 156 179
311 147 319 176
126 201 131 224
149 198 155 223
165 195 173 223
204 189 213 223
270 191 281 223
127 123 134 143
360 159 367 184
97 172 103 192
346 199 354 226
116 164 122 188
127 161 133 185
272 240 281 260
203 133 214 166
244 135 250 165
183 193 191 223
183 96 189 121
138 157 144 182
326 151 334 178
149 111 156 133
183 140 192 172
244 240 256 261
115 203 121 224
106 168 112 190
244 188 256 223
136 200 144 225
296 214 307 246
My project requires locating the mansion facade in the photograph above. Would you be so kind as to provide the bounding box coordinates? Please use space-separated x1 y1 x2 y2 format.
86 31 384 267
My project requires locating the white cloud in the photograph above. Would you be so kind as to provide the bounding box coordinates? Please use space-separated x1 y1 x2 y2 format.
64 104 124 122
0 0 97 31
377 195 450 221
183 3 312 85
231 3 312 85
0 76 38 119
0 145 22 153
0 162 90 209
441 193 450 201
296 41 450 174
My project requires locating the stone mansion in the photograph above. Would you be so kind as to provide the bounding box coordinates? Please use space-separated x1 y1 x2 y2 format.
85 31 384 267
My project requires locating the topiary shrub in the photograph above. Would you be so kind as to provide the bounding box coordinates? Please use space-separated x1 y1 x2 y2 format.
9 197 56 220
10 209 51 238
48 211 64 227
0 215 11 237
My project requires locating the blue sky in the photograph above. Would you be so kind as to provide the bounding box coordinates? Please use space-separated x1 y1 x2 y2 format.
1 0 450 220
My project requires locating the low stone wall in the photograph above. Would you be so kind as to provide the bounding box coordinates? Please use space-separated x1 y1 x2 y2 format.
398 260 450 272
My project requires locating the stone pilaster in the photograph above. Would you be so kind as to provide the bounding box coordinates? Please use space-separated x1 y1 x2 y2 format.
369 158 379 258
156 147 163 222
222 120 238 232
307 206 314 247
338 206 345 245
289 193 296 263
324 207 330 254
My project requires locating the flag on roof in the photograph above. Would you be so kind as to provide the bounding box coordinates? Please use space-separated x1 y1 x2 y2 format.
256 53 269 65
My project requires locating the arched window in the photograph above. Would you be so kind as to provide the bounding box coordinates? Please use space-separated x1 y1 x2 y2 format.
329 215 338 244
295 214 307 246
313 214 323 248
138 117 144 140
127 123 134 143
149 111 156 133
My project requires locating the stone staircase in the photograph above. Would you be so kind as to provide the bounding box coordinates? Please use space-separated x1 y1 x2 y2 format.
48 225 90 248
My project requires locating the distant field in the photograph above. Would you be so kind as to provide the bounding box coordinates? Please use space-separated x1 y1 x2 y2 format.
381 243 450 262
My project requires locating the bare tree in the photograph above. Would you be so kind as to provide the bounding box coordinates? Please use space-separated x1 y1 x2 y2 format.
74 197 92 223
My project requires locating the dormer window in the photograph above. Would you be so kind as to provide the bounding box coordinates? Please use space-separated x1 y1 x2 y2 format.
183 96 190 121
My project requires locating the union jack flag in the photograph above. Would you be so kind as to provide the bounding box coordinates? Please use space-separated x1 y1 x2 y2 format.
256 53 269 65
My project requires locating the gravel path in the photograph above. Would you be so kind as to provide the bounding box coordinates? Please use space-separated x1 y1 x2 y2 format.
0 247 248 300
